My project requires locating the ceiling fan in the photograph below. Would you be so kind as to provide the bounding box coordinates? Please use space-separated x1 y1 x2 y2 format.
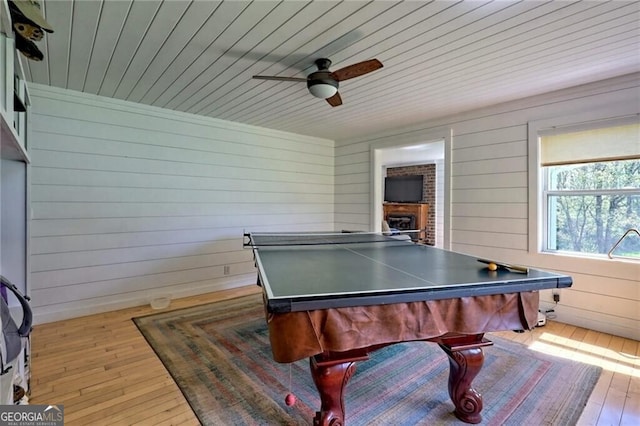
253 58 383 107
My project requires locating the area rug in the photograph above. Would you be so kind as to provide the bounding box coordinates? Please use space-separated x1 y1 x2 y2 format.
133 294 601 425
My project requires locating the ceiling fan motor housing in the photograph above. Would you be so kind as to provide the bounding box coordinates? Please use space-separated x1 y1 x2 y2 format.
307 59 338 99
307 72 339 99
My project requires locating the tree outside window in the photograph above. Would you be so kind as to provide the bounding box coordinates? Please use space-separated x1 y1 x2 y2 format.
545 159 640 257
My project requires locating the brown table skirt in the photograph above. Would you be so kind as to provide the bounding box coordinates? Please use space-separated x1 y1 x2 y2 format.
265 292 539 363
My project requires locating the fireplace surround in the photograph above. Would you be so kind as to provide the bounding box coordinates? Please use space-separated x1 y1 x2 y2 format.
383 203 429 243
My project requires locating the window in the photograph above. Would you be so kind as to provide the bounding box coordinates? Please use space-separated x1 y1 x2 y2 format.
539 119 640 258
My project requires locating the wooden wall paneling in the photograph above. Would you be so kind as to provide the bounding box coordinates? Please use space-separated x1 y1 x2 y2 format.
31 238 242 271
452 217 527 235
451 157 528 176
452 203 528 219
28 85 334 323
452 171 528 189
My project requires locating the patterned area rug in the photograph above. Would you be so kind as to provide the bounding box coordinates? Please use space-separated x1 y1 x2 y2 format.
133 294 601 425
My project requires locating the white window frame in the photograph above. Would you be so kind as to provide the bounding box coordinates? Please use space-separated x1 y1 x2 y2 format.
527 108 639 258
541 163 639 256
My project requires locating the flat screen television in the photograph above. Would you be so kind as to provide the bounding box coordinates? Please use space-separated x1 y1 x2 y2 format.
384 175 423 203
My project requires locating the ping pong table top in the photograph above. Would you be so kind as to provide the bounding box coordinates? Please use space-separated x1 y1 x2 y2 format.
245 232 572 313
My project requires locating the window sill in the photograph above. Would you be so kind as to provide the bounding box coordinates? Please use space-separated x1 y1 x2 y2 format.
535 250 639 281
542 250 639 263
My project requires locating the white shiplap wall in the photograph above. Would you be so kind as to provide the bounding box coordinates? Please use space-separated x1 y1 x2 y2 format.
334 146 370 230
335 73 640 340
28 84 334 323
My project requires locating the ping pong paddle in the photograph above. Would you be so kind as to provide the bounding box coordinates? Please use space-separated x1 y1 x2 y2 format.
477 259 529 274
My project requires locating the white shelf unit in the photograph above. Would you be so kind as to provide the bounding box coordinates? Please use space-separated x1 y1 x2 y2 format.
1 0 30 163
0 0 31 405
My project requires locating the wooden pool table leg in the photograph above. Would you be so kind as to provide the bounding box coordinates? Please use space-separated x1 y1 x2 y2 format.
310 354 368 426
439 334 493 424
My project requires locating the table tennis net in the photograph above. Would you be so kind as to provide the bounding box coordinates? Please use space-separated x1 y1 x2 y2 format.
245 232 415 247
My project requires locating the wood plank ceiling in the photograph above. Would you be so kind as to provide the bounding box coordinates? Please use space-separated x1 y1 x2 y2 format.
23 0 640 141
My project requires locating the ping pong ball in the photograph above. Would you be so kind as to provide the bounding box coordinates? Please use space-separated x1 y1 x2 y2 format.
487 263 498 271
285 393 296 406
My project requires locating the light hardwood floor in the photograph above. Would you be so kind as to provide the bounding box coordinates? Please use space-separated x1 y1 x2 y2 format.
30 286 639 425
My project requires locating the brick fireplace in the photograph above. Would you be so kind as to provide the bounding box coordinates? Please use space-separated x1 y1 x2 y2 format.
383 203 429 243
385 164 436 246
386 214 416 231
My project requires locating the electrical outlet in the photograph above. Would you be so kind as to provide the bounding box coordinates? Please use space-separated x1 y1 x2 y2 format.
553 292 560 303
223 265 230 275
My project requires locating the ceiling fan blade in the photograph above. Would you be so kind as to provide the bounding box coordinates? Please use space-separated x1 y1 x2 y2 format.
326 92 342 107
252 75 307 82
331 59 383 82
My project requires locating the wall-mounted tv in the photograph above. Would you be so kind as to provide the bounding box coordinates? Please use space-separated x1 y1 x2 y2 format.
384 175 423 203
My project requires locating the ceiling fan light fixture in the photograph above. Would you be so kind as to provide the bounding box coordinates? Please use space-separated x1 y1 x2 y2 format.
307 79 338 99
